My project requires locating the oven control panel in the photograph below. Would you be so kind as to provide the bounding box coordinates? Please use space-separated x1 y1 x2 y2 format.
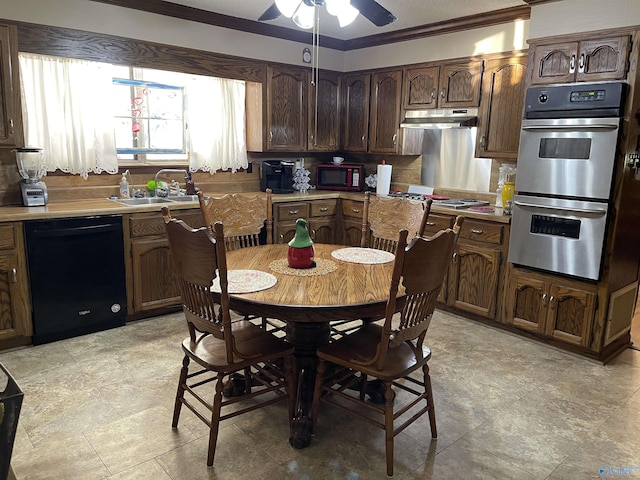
524 81 626 118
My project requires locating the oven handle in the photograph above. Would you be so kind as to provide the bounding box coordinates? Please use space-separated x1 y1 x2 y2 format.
513 200 607 215
521 124 618 131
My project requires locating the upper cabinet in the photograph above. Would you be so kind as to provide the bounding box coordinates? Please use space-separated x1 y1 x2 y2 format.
530 35 630 85
369 70 403 153
402 60 483 110
265 65 308 151
342 73 370 152
0 24 23 147
308 70 341 151
342 70 421 155
475 54 528 159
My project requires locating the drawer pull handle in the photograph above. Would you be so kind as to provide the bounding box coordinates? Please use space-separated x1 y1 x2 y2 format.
426 221 436 226
352 208 360 213
11 268 17 283
471 229 484 234
320 207 328 212
288 209 299 215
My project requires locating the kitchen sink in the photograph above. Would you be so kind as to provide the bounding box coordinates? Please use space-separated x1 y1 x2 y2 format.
165 195 200 202
109 197 174 206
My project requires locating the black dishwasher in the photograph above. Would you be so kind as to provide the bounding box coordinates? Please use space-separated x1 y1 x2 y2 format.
24 215 127 345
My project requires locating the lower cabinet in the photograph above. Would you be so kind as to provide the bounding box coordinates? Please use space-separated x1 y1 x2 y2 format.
0 223 31 344
340 198 365 246
273 202 311 244
309 199 338 244
505 266 596 347
422 214 507 321
125 209 203 315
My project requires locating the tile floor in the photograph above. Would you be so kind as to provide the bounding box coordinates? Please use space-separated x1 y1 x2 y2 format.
2 310 640 480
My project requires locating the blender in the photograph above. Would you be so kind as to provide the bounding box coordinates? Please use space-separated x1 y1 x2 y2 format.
15 148 48 206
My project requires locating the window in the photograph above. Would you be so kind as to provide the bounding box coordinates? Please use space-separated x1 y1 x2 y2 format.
19 54 248 177
112 78 186 155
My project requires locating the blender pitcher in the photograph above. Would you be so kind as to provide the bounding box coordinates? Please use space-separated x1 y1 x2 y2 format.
15 148 48 206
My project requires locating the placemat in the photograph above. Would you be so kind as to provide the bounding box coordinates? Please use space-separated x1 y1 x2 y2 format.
331 247 395 264
211 270 277 293
269 258 337 276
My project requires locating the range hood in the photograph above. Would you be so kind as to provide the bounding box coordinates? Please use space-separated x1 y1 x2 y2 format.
400 108 478 129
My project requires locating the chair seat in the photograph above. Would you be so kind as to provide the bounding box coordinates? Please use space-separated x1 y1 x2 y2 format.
184 320 294 372
317 324 431 381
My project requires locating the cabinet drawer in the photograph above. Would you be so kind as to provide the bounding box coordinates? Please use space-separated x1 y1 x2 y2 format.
275 203 310 221
129 210 203 238
311 199 337 217
0 224 16 250
341 200 365 219
460 219 504 245
421 214 452 236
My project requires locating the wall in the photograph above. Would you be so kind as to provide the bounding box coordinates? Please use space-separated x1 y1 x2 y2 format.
529 0 640 40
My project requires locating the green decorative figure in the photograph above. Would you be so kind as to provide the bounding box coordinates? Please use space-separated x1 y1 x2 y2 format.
287 218 315 268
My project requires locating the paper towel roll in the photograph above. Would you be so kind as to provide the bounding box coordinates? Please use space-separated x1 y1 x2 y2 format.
376 163 392 196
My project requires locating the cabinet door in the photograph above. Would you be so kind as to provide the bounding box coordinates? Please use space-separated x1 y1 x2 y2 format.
438 61 482 108
507 274 547 334
266 65 307 151
447 243 501 319
0 24 23 147
0 254 31 339
402 66 439 110
309 71 340 151
576 36 630 82
342 74 370 152
274 221 298 244
476 56 527 159
545 284 596 346
310 218 336 244
131 237 181 312
369 70 402 153
531 42 579 85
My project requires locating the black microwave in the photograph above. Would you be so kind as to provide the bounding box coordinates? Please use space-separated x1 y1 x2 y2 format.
316 163 364 191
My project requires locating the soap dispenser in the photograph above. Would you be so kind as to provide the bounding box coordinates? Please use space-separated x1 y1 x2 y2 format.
119 173 130 199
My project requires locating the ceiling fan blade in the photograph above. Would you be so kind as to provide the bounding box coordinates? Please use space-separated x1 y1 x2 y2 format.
258 3 282 21
350 0 396 27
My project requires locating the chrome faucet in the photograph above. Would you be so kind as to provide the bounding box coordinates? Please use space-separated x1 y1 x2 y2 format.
154 168 188 197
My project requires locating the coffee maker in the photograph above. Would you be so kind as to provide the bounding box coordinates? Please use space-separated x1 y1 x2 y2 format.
260 160 294 194
15 148 48 206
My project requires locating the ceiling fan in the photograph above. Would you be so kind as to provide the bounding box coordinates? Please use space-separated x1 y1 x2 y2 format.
258 0 397 28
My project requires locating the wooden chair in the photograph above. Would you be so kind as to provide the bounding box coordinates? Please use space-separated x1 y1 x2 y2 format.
360 192 433 252
198 189 281 332
162 207 295 467
331 193 433 339
311 216 464 477
198 189 273 251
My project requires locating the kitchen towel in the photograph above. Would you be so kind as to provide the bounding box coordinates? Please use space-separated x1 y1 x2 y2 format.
376 162 392 196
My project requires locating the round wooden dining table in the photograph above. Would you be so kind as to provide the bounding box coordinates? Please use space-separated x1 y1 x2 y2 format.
222 243 403 448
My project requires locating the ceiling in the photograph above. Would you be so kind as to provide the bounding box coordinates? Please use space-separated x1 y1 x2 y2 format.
157 0 531 41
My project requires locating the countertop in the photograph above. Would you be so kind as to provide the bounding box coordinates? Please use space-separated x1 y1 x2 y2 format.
0 191 511 224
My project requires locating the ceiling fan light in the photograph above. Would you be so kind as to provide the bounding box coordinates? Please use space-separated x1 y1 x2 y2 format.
336 3 359 27
275 0 302 18
292 2 315 29
324 0 345 16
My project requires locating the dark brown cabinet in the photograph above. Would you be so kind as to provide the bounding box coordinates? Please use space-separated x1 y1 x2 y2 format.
273 202 311 244
402 61 482 111
0 224 31 345
530 35 630 85
125 209 204 314
342 73 371 152
505 266 596 347
369 70 403 153
266 65 308 151
340 198 365 246
475 55 528 159
0 24 23 147
309 199 338 244
308 71 340 151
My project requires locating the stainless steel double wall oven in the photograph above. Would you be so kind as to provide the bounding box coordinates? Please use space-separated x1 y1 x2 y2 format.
508 82 626 281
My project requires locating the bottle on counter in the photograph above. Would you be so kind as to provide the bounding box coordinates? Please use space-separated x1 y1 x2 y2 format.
119 173 130 199
502 173 515 215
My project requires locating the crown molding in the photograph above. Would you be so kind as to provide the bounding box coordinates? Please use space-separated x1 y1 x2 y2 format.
88 0 530 51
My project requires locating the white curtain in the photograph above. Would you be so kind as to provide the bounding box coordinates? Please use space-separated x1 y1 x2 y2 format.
19 53 118 179
185 76 248 173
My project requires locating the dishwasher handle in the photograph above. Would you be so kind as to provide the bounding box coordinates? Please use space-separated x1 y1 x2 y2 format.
27 222 122 238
